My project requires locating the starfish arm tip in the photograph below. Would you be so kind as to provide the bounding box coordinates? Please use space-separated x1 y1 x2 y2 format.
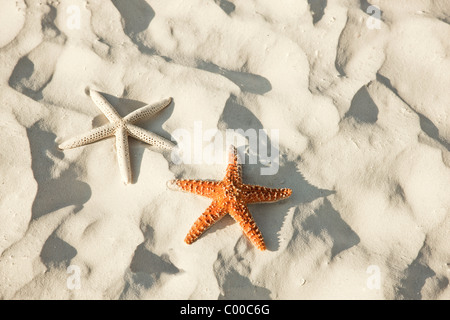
227 144 237 152
166 180 180 190
58 141 71 150
85 87 98 97
122 174 132 185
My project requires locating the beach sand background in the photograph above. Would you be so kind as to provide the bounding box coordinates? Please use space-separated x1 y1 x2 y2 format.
0 0 449 299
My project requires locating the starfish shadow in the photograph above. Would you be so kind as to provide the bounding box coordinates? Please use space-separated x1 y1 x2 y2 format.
93 91 175 184
27 121 91 221
216 94 335 251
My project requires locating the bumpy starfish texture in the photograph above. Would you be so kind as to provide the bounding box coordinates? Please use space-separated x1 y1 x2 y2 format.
59 89 174 184
168 146 292 251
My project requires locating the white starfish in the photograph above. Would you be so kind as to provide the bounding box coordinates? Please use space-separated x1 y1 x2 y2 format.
59 89 174 185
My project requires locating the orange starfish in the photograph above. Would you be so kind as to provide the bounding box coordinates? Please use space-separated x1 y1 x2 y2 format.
168 146 292 251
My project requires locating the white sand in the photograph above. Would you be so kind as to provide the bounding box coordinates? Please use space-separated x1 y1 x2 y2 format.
0 0 449 300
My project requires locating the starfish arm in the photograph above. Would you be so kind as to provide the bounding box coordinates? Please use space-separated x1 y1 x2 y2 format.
229 202 266 251
167 179 221 198
115 126 132 184
58 123 116 150
89 89 123 123
123 97 173 124
225 145 243 184
242 185 292 204
126 124 175 150
184 201 227 245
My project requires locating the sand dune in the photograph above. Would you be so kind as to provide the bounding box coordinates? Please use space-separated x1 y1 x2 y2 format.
0 0 449 300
